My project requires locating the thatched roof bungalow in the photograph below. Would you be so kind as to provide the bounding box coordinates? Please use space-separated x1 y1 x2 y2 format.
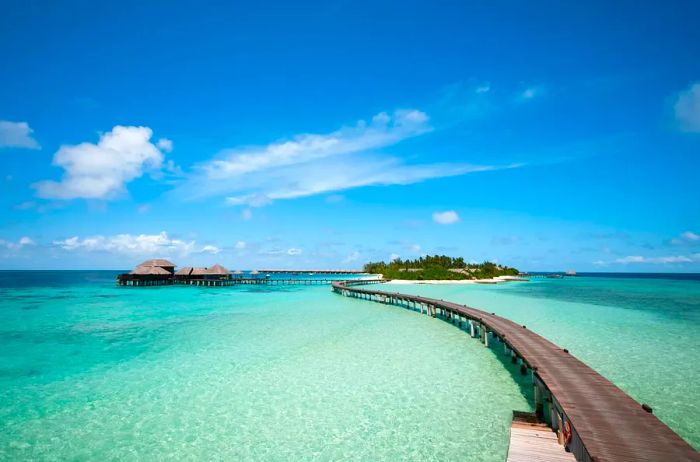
188 264 232 280
174 267 194 279
130 266 171 276
135 259 175 274
118 260 236 285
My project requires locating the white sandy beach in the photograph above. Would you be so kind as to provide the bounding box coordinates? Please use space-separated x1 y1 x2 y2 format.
382 276 528 285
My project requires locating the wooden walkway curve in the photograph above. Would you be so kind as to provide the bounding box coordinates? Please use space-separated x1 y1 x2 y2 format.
332 280 700 462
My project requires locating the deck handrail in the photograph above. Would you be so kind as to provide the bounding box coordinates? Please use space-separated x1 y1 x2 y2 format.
331 280 700 462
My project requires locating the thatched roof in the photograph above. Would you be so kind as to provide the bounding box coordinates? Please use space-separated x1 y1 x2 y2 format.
174 267 193 276
208 264 230 275
188 264 231 276
138 259 175 268
250 270 260 275
130 265 171 275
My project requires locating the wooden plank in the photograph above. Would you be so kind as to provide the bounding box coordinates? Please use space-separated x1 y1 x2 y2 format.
507 425 576 462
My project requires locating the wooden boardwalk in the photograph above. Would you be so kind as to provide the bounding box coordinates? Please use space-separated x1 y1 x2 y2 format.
508 421 575 462
332 280 700 462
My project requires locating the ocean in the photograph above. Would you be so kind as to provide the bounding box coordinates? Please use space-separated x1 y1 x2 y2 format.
0 271 698 460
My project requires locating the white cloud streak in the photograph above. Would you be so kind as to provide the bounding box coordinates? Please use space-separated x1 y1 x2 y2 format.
616 254 695 264
682 231 699 241
34 126 166 200
176 109 519 206
517 86 544 102
204 109 430 179
52 231 215 257
0 121 40 149
432 210 460 225
0 236 35 250
674 82 700 132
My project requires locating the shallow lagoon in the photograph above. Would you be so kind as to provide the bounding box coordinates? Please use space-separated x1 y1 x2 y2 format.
381 275 700 450
0 272 529 461
1 272 698 459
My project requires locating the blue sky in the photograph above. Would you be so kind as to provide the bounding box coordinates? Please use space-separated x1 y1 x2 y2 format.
1 0 699 271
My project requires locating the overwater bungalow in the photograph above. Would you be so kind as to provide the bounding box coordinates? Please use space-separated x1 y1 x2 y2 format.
117 260 234 286
192 264 231 280
174 267 194 280
134 259 176 274
116 259 176 286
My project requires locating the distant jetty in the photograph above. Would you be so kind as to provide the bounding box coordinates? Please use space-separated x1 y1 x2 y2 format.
259 269 366 274
116 260 370 286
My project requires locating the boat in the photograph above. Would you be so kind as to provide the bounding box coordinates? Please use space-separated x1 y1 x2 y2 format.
566 269 576 276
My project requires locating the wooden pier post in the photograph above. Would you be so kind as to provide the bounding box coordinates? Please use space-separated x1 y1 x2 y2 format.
534 383 544 420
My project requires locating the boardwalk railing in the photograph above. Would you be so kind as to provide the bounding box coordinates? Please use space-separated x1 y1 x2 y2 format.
332 280 700 462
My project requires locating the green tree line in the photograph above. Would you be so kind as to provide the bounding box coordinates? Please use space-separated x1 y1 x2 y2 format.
363 255 520 280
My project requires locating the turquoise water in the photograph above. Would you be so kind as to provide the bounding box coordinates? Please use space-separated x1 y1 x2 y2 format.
381 276 700 450
0 272 530 461
1 273 698 460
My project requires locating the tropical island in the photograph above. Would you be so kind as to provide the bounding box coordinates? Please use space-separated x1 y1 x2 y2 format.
363 255 520 281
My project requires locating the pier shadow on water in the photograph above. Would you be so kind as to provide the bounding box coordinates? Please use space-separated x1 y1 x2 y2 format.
435 311 536 411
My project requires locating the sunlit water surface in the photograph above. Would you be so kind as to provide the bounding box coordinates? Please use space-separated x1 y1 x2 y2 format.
381 274 700 450
0 271 530 461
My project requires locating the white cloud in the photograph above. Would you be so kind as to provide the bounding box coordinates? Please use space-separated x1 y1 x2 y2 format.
202 109 430 180
241 209 253 221
517 86 544 103
34 126 166 200
0 236 35 250
287 248 302 255
682 231 699 241
52 231 215 256
616 254 694 264
18 237 35 246
390 253 400 261
221 159 501 207
225 194 273 207
200 245 221 254
235 240 247 249
674 82 700 132
670 230 699 245
176 109 518 205
0 121 40 149
157 138 173 152
615 255 645 264
432 210 460 225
